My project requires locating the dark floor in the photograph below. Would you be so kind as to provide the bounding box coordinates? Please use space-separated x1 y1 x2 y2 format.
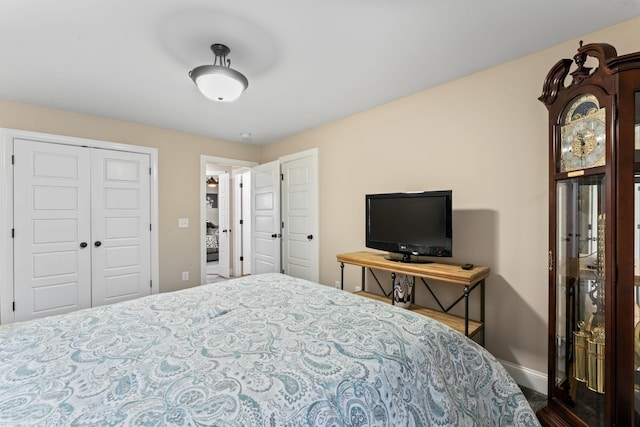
520 385 547 413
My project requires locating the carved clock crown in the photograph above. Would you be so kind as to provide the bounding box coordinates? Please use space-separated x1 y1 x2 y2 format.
539 41 617 106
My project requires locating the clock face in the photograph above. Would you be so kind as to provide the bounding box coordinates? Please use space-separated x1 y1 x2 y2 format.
559 94 606 172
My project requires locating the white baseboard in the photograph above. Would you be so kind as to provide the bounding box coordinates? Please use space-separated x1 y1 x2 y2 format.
499 359 547 395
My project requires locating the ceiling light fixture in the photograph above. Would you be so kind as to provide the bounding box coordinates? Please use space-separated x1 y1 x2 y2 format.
207 177 218 188
189 43 248 102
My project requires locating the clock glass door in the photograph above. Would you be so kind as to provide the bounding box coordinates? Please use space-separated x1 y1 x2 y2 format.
636 92 640 159
556 175 606 426
634 92 640 423
635 175 640 423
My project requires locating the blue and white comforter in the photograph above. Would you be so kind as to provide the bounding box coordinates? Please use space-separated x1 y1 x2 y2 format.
0 273 538 426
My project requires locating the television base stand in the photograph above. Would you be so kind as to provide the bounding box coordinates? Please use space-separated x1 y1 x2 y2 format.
385 254 433 264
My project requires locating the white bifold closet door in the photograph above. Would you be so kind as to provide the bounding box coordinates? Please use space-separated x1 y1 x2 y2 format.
13 139 151 322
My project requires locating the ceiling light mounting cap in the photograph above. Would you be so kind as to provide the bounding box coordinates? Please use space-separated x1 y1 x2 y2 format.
211 43 230 59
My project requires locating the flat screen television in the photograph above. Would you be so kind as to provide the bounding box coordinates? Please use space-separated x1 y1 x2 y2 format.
365 190 452 263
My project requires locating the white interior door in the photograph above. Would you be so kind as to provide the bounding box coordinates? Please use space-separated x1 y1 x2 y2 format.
251 161 281 274
281 152 319 282
91 149 151 307
218 173 231 278
13 139 92 321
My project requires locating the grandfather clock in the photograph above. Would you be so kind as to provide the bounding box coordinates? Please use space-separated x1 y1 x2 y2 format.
538 42 640 426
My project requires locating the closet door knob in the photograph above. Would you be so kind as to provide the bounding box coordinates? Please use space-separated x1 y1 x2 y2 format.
80 242 88 248
307 234 313 240
94 241 102 247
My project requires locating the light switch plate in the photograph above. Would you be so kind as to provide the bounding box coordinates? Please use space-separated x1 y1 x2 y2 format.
178 218 189 228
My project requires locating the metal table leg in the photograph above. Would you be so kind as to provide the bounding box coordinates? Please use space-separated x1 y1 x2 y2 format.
464 285 470 337
391 272 396 305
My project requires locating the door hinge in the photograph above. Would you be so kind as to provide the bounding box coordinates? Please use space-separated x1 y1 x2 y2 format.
11 155 14 165
149 167 152 175
240 256 244 261
150 224 152 231
150 280 153 289
548 250 553 271
281 221 284 229
280 173 284 181
12 301 15 312
239 182 243 188
11 228 14 238
239 219 244 225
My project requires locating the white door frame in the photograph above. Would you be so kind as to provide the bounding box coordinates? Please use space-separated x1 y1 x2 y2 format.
0 128 160 325
200 155 257 285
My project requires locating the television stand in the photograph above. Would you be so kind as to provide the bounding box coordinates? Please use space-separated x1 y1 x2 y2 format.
337 251 489 346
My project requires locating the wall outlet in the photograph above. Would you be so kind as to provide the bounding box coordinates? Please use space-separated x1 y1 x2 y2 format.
178 218 189 228
334 280 340 289
181 271 189 281
354 284 362 292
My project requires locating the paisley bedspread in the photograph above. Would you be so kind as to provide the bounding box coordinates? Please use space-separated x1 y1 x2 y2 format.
0 273 539 426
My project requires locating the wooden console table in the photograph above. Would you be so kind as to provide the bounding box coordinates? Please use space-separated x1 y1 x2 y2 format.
337 251 490 345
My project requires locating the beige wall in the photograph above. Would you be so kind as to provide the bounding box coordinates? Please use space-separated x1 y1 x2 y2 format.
0 100 261 292
261 17 640 374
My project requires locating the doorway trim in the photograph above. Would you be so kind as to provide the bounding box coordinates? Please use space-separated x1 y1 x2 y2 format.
200 155 258 285
0 128 159 325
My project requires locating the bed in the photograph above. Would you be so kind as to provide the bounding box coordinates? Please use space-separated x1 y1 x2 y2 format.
0 273 538 426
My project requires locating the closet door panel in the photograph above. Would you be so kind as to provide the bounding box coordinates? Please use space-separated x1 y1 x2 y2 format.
91 149 151 307
13 139 92 321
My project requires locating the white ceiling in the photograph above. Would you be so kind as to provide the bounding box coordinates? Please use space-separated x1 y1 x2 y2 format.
1 1 639 145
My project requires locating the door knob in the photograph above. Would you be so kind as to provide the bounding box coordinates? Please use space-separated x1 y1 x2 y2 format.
307 234 313 240
94 241 102 247
80 242 88 248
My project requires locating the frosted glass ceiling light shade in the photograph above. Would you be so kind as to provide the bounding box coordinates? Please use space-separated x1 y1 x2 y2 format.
189 44 248 102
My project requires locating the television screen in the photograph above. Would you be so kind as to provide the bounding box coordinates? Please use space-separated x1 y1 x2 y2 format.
366 191 452 262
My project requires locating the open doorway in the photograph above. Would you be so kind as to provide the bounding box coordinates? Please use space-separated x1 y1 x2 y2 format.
200 156 257 285
200 149 319 285
204 170 221 281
